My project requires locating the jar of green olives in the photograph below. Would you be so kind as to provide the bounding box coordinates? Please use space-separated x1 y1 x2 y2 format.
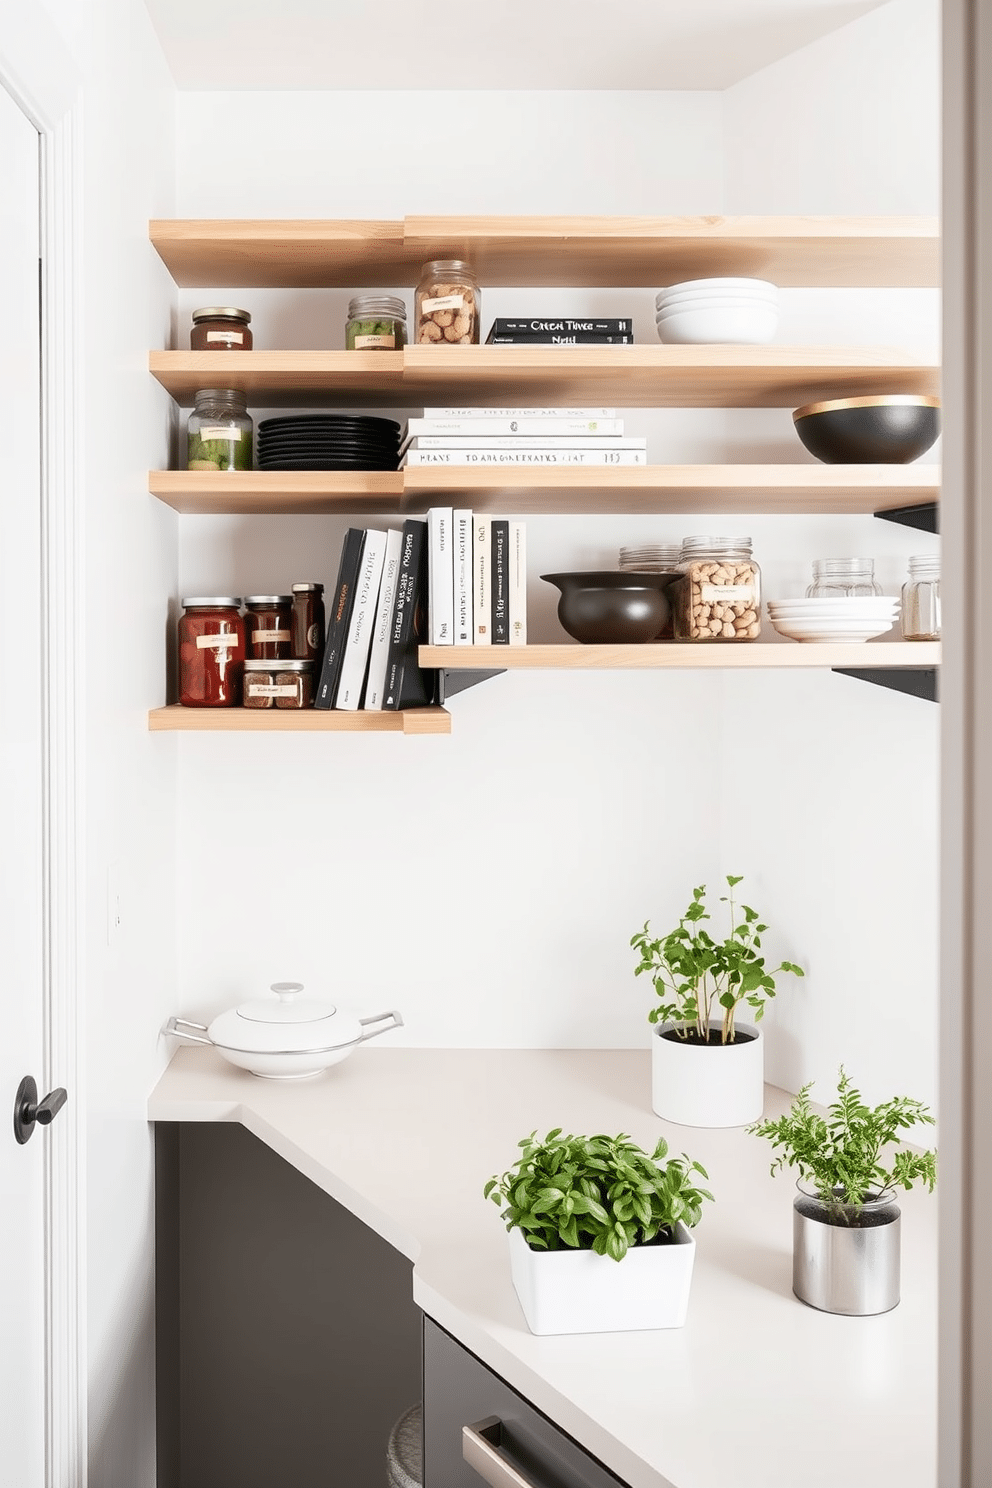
187 388 253 471
345 295 407 351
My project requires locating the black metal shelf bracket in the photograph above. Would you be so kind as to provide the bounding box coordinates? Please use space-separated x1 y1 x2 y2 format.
873 501 939 534
435 668 506 703
832 666 938 702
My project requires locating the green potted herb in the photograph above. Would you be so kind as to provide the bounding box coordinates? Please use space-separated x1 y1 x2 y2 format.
748 1068 937 1315
631 875 804 1127
484 1128 713 1335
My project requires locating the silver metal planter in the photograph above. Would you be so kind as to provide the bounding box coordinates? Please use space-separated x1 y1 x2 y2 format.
792 1186 901 1316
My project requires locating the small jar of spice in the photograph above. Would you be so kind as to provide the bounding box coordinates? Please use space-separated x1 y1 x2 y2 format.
245 595 293 659
243 658 315 709
178 597 245 707
291 582 326 660
190 307 253 351
415 259 480 345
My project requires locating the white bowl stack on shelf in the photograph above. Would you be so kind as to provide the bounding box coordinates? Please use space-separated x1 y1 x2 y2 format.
766 596 901 644
655 277 780 345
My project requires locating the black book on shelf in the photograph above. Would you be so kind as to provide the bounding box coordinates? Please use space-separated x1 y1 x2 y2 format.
382 518 434 710
314 526 366 709
488 317 634 336
491 519 509 644
487 332 635 345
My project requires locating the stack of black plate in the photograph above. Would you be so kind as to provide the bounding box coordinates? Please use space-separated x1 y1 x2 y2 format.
257 415 402 471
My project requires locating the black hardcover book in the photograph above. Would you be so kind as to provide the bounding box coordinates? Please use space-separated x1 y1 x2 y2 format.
491 519 509 644
314 526 366 709
383 519 434 710
487 332 635 345
488 317 633 336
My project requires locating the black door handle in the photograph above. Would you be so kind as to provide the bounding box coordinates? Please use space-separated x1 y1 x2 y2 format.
13 1075 68 1145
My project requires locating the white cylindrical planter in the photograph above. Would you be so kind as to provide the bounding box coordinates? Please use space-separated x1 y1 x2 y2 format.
793 1188 901 1316
651 1021 764 1127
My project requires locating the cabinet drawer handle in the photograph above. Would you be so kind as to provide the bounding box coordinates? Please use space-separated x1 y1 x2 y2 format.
462 1417 538 1488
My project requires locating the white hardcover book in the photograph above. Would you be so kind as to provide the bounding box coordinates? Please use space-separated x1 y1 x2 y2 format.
473 516 492 646
421 407 617 418
362 527 404 710
427 506 454 645
405 416 624 437
335 528 388 710
453 509 473 646
404 436 646 451
404 449 647 467
508 522 527 645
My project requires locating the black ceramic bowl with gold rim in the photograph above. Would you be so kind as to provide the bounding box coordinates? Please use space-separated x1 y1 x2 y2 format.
793 394 940 464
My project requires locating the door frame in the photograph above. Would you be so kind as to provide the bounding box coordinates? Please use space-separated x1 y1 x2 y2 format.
0 10 85 1484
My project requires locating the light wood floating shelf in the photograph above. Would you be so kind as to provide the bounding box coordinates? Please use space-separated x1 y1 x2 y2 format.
149 215 939 289
150 346 939 410
147 704 450 734
420 642 941 671
149 465 940 517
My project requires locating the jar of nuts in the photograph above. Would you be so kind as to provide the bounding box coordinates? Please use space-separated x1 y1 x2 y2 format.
415 259 480 345
670 536 761 642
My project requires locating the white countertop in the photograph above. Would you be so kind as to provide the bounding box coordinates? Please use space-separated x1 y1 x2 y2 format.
149 1046 937 1488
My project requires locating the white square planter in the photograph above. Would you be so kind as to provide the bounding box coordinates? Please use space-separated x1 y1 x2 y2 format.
507 1222 696 1336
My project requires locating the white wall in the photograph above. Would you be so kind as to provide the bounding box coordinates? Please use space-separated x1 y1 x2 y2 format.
171 37 940 1113
30 0 179 1482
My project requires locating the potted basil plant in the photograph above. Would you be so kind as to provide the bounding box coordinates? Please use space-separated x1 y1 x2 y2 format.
748 1068 937 1315
484 1128 713 1335
631 875 804 1128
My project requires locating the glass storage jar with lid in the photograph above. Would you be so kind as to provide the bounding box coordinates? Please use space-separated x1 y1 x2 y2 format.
291 582 325 660
806 558 881 597
901 553 940 639
190 307 253 350
345 295 407 350
619 544 682 640
242 658 315 709
415 259 480 345
245 595 293 659
670 536 761 641
187 388 253 471
178 598 245 707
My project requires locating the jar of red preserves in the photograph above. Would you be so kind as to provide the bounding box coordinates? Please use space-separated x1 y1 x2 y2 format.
245 595 293 659
178 598 245 707
190 307 253 350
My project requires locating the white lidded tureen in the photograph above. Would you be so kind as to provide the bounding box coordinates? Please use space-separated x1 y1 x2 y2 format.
166 982 403 1079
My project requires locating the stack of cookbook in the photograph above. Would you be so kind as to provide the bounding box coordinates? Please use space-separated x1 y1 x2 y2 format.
398 405 647 467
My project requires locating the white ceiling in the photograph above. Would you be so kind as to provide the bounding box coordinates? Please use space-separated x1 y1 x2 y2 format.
142 0 890 91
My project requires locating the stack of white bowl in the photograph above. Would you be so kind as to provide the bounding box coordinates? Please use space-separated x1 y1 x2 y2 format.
655 278 779 345
766 596 901 644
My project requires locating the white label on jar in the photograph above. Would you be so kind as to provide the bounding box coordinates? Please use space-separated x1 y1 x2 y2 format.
197 424 241 440
700 583 754 603
205 330 245 344
248 683 297 698
195 632 236 649
251 628 290 643
353 332 396 349
422 293 465 312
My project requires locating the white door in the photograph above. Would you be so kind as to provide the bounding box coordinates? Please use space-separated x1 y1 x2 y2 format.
0 77 50 1485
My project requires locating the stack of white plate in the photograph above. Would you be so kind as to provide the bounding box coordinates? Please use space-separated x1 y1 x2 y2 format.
767 596 900 644
655 278 779 345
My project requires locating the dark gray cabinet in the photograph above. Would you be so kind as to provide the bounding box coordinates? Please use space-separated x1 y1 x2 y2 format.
423 1317 631 1488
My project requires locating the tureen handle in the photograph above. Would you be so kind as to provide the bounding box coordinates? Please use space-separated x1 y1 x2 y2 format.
165 1015 213 1047
357 1009 404 1042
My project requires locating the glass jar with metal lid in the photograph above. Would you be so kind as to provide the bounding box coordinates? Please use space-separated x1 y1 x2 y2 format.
291 582 325 660
245 595 293 659
178 598 245 707
345 295 407 351
242 659 315 709
901 553 940 639
187 389 253 471
415 259 480 345
670 536 761 642
190 307 253 351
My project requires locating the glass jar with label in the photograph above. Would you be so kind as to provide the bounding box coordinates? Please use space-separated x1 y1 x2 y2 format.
291 582 326 660
187 388 253 471
901 554 941 639
190 307 253 351
245 595 293 659
243 658 315 709
619 544 682 640
670 536 761 642
415 259 480 345
806 557 881 598
345 295 407 351
178 598 245 707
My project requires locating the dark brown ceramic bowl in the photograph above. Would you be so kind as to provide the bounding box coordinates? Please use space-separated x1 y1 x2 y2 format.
541 571 679 644
793 394 940 464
